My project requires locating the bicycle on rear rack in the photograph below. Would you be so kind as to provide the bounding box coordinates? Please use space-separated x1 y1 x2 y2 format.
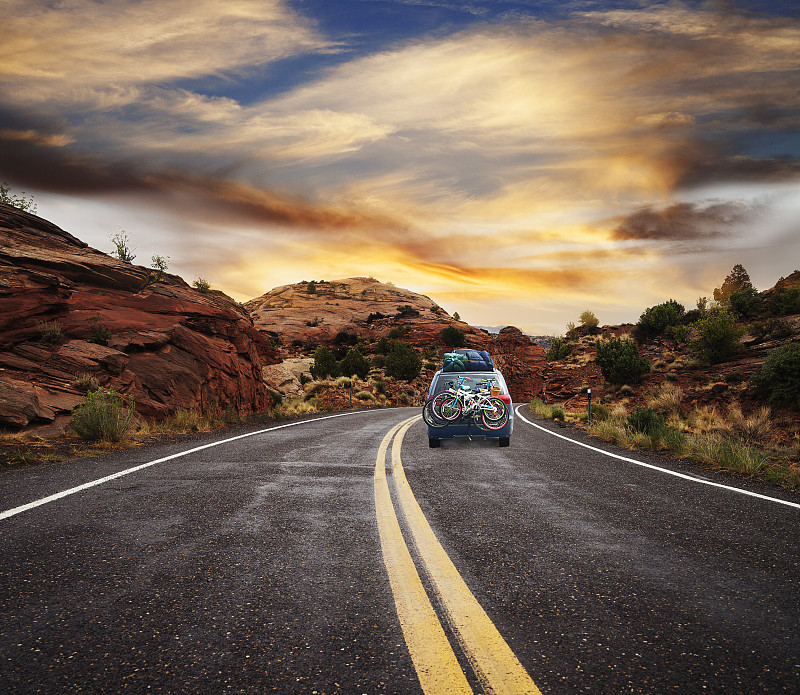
422 375 509 431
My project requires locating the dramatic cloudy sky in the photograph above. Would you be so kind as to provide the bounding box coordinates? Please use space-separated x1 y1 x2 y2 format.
1 0 798 333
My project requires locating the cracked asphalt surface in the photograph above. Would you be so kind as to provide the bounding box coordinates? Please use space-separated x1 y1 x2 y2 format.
1 406 798 693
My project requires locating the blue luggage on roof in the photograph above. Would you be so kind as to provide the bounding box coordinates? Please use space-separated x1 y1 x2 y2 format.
442 348 494 372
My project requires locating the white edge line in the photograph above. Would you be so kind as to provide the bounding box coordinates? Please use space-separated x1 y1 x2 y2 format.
515 406 800 511
0 410 374 522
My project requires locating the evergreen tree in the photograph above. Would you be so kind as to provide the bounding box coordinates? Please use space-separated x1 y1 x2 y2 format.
713 264 753 304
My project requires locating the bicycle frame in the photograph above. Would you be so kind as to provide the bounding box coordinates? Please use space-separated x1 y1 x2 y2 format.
431 376 508 430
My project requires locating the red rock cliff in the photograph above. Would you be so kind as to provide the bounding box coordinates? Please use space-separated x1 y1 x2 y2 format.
0 203 279 431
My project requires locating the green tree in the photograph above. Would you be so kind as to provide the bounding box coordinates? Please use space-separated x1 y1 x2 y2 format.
595 337 650 384
453 311 461 321
109 229 135 262
311 346 339 379
729 286 762 319
0 182 37 214
440 325 465 347
385 341 421 381
307 281 317 294
633 299 685 341
713 264 753 305
338 348 370 380
579 310 599 332
691 309 743 364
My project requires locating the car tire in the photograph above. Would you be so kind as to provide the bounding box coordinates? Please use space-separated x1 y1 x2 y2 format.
429 437 441 448
499 437 510 447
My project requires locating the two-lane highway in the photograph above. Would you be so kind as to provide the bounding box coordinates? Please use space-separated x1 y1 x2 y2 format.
1 407 798 693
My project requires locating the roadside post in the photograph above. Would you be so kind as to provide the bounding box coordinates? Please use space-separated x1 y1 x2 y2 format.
587 388 592 425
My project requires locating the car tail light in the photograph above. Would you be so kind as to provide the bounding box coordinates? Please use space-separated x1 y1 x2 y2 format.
498 395 512 405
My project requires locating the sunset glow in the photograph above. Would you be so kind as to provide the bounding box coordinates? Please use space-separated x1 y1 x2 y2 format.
1 0 798 333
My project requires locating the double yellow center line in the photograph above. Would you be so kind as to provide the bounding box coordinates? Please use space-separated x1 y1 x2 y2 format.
374 416 542 694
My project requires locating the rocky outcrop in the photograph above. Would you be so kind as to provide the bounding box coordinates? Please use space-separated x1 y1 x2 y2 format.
246 277 548 401
245 276 481 345
0 203 280 431
490 326 548 402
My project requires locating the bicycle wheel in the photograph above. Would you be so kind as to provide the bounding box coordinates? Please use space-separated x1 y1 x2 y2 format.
480 397 509 430
422 399 448 428
434 392 461 421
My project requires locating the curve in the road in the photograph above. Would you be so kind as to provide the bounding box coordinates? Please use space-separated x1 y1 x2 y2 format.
515 405 800 510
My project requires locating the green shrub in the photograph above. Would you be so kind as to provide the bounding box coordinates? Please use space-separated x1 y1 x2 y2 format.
388 325 410 339
354 390 375 402
729 286 762 319
71 372 99 392
385 341 421 381
440 325 465 347
590 402 611 422
37 319 64 344
88 314 111 345
752 317 793 341
338 348 370 380
595 338 650 383
333 331 359 346
627 407 667 437
633 299 685 341
546 336 572 361
579 310 600 332
530 398 566 420
770 287 800 316
396 305 420 318
311 346 339 379
0 182 37 214
690 309 743 364
149 255 169 284
70 387 136 442
192 277 211 293
109 229 135 262
752 343 800 407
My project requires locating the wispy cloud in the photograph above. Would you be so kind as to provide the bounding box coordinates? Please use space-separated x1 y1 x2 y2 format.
0 1 798 332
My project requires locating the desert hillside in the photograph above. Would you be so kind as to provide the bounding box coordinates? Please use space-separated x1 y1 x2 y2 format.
0 203 279 433
246 276 471 346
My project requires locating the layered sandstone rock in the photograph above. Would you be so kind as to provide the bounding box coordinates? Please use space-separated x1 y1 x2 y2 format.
0 203 279 431
246 277 548 401
490 326 547 402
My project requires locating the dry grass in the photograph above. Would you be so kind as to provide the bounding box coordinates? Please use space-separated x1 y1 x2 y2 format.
726 403 771 445
648 383 684 415
686 405 727 435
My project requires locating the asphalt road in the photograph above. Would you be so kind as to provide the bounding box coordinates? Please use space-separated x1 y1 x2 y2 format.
1 406 798 694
